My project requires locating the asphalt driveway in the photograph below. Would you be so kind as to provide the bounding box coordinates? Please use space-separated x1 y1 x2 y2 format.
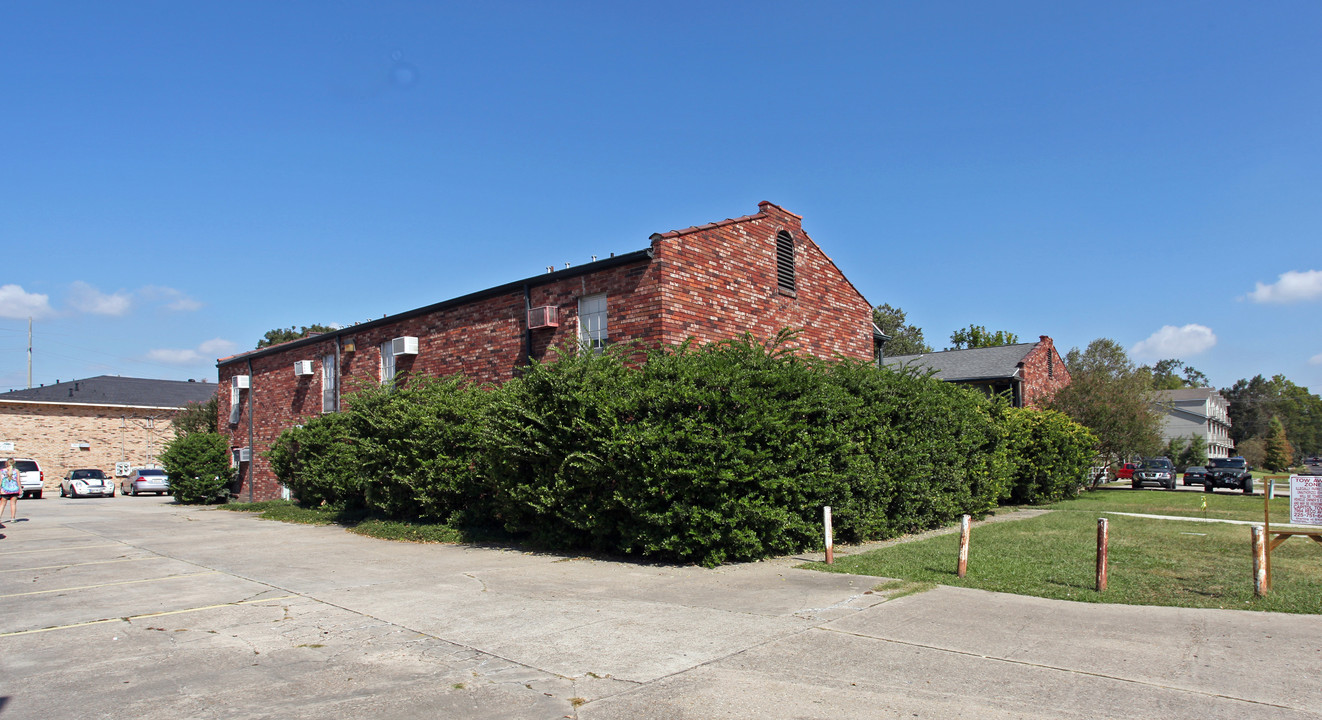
2 496 1319 719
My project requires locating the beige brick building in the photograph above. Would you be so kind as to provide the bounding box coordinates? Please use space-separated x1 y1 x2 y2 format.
0 376 217 495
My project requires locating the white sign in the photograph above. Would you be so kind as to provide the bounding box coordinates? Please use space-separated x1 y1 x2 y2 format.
115 462 132 477
1290 475 1322 526
0 441 13 453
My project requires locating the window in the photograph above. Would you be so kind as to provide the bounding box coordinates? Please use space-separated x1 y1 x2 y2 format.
229 386 241 425
578 293 608 352
775 231 795 293
1048 351 1054 379
379 340 397 384
322 353 337 412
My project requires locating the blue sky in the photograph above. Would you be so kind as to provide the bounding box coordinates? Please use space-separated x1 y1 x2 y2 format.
3 2 1321 393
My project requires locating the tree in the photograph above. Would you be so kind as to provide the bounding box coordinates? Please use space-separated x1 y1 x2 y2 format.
1223 374 1322 459
257 324 337 349
872 304 932 356
1144 359 1211 390
1263 416 1294 472
172 395 219 437
159 432 233 504
1237 437 1266 469
1045 338 1162 468
1177 434 1207 470
947 325 1019 350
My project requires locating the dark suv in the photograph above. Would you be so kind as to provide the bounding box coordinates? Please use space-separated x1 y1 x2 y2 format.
1204 457 1252 494
1132 457 1176 490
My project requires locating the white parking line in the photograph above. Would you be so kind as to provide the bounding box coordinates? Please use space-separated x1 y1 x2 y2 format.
0 556 168 574
0 571 219 598
0 595 299 637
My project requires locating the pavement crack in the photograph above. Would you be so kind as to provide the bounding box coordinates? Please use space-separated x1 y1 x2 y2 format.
818 626 1304 713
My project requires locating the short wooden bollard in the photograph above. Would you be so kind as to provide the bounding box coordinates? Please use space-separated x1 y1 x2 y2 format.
956 515 971 578
1096 518 1109 592
823 506 834 565
1251 525 1267 597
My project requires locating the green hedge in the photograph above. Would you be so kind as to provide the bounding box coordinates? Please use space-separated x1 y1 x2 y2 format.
265 333 1096 565
159 432 233 504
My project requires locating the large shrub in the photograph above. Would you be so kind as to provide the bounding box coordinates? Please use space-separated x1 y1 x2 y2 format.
1000 407 1097 505
266 411 362 509
159 432 233 504
347 375 491 521
485 335 1010 566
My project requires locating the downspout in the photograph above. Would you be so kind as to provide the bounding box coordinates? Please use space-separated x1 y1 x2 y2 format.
334 333 342 412
246 357 255 503
522 283 533 366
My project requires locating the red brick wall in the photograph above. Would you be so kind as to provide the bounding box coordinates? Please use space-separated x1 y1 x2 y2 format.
218 203 876 500
652 202 874 361
1020 336 1071 408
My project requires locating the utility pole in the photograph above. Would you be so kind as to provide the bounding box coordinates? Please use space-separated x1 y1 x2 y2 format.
28 317 33 389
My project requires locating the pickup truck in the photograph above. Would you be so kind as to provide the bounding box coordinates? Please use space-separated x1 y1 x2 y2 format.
1115 463 1137 481
1204 457 1252 494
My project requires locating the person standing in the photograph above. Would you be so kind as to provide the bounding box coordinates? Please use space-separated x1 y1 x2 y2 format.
0 458 20 526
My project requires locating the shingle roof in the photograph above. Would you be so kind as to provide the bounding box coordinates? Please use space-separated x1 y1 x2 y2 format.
883 343 1039 381
1153 388 1221 403
0 376 217 408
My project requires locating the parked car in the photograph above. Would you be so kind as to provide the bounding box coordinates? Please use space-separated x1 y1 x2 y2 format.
1132 457 1176 490
61 469 115 498
1182 466 1208 486
1115 463 1138 481
7 457 44 499
1204 457 1252 494
120 468 170 496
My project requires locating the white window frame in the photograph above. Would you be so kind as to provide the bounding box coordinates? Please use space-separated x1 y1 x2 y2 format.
322 352 338 412
578 293 608 353
379 340 397 385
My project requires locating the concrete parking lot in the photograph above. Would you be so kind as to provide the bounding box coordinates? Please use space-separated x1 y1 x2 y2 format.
3 495 1321 719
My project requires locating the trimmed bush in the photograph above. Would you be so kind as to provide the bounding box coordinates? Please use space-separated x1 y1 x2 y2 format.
266 411 362 509
159 432 233 504
348 376 491 521
1001 407 1097 505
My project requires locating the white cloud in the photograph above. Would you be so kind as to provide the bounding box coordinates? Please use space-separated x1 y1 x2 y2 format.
0 284 55 319
146 338 237 365
68 281 132 316
197 338 237 356
1310 353 1322 366
146 348 203 364
1246 270 1322 304
139 286 203 312
1132 324 1217 359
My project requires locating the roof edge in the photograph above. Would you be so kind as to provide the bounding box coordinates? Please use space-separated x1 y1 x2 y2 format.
218 248 654 367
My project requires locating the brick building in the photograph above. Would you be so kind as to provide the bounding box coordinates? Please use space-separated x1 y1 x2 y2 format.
0 376 218 495
883 336 1070 408
218 202 883 501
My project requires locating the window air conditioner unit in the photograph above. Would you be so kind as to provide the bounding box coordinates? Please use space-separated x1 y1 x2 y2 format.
528 306 559 329
391 336 419 356
293 360 314 376
234 447 251 463
232 375 250 390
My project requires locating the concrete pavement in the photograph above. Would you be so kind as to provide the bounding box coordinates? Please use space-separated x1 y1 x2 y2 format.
2 496 1319 719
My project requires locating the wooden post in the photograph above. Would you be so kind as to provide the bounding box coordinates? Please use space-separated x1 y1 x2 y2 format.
1252 525 1267 597
1264 482 1273 590
823 506 834 565
956 515 970 578
1096 518 1109 592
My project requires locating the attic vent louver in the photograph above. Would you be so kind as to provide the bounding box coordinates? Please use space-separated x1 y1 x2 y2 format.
776 231 796 293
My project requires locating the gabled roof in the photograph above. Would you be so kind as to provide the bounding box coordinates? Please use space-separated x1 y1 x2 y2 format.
883 343 1039 382
0 376 217 409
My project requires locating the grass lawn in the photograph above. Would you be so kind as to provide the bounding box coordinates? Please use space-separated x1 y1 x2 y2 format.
805 489 1322 614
